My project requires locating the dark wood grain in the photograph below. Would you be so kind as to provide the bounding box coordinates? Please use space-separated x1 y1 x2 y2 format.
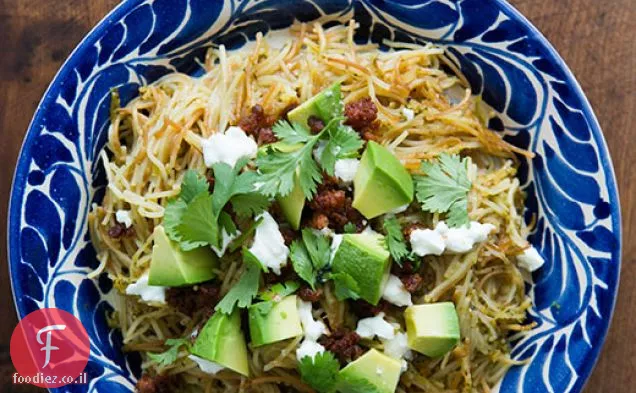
0 1 633 392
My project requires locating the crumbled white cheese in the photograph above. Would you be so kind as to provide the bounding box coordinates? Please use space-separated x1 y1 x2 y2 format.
188 355 225 375
389 204 410 214
383 332 412 361
334 159 360 183
410 221 496 256
211 228 239 257
125 273 166 304
115 210 133 228
355 313 396 340
437 221 496 253
297 300 328 360
249 212 289 275
517 246 545 272
201 126 257 168
382 275 413 307
410 228 445 256
402 108 415 121
330 234 344 262
381 331 413 373
296 340 326 361
376 367 384 376
298 300 328 341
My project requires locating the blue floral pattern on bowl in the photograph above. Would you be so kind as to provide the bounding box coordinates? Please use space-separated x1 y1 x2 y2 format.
8 1 621 392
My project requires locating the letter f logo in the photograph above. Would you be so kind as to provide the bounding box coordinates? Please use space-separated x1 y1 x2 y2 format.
36 325 66 368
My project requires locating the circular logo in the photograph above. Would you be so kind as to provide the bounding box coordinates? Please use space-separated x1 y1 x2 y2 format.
10 308 90 388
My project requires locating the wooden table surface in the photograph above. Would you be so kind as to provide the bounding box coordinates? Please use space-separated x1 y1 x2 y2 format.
0 0 634 391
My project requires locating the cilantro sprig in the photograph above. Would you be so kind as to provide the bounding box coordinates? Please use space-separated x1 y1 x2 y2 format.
256 83 363 199
164 160 269 251
299 352 340 393
215 248 264 314
414 153 472 228
299 351 383 393
256 121 325 199
147 338 191 367
290 230 362 300
290 229 331 289
383 217 410 266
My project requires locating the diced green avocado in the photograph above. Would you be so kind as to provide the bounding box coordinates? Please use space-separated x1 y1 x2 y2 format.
352 141 414 219
148 226 218 287
287 83 342 127
331 233 391 305
190 310 250 376
337 349 402 393
404 302 460 358
277 172 305 230
248 295 303 347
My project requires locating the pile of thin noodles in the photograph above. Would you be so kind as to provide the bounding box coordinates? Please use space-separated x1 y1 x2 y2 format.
89 21 536 393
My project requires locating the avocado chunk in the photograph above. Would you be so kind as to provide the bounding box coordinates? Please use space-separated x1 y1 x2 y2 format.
148 226 218 287
277 172 305 230
248 295 304 347
337 349 402 393
331 233 391 305
404 302 460 357
287 83 342 127
352 141 414 219
190 310 250 376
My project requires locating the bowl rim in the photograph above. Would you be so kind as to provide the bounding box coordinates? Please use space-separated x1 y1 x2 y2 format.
7 0 622 391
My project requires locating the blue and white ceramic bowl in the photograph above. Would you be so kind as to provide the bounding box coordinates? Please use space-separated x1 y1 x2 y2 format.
8 1 622 392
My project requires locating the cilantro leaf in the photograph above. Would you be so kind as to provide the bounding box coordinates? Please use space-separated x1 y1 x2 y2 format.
180 170 210 203
414 153 471 228
290 230 332 289
175 193 217 251
231 193 270 218
299 352 340 393
302 229 331 271
165 162 268 251
260 281 300 301
147 338 190 367
256 140 322 199
383 217 409 266
163 198 188 241
290 240 316 289
210 161 258 212
328 272 361 301
271 120 313 144
447 198 469 228
215 249 263 314
320 125 363 175
255 85 362 199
